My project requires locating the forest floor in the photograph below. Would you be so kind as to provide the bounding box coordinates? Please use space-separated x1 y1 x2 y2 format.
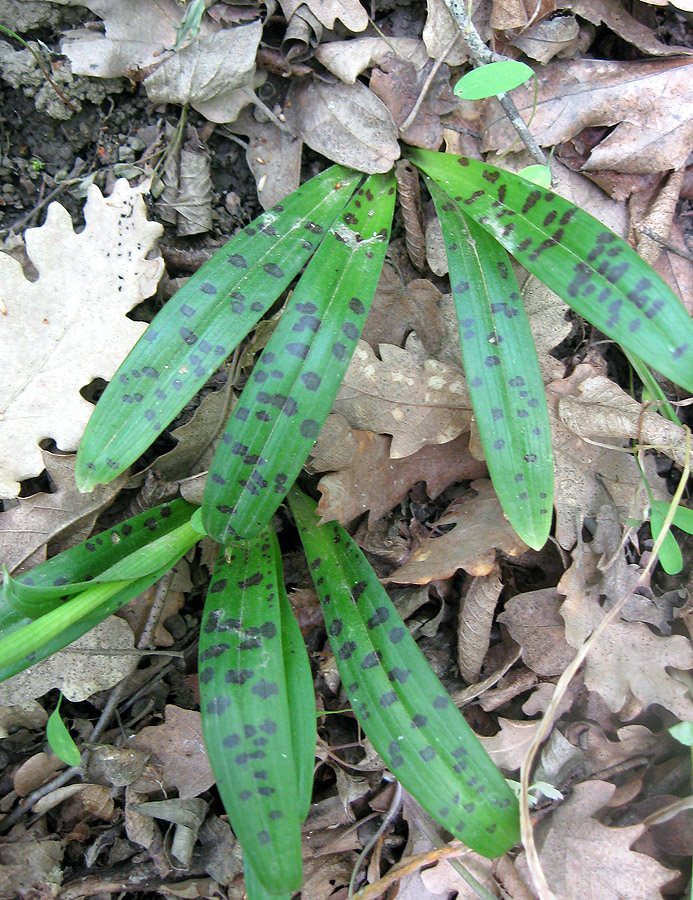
1 0 693 899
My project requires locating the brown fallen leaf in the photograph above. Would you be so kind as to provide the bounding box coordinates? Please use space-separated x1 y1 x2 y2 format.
529 781 676 900
0 451 126 575
0 835 63 900
370 55 457 150
490 0 556 31
457 568 503 682
333 339 472 458
653 220 693 316
361 266 446 356
132 705 214 800
387 479 529 584
481 58 693 174
570 0 693 57
498 589 576 676
316 430 486 527
316 37 429 85
278 0 368 32
284 78 400 173
478 717 542 771
422 0 469 66
509 15 579 64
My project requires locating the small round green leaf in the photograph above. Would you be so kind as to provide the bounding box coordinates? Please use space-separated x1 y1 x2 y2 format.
47 694 82 767
517 165 552 189
454 61 534 100
669 720 693 746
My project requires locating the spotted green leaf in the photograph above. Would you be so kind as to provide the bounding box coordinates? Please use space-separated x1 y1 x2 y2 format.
4 499 197 617
198 527 314 894
202 172 396 544
288 488 520 859
407 148 693 393
47 694 82 767
428 181 552 550
76 166 363 492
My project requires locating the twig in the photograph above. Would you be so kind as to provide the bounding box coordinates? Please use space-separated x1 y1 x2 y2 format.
348 779 403 896
440 0 547 166
518 425 692 900
634 224 693 264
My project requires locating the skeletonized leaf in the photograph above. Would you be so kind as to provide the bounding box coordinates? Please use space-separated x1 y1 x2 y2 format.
408 148 693 393
202 172 396 544
76 166 362 492
289 488 520 859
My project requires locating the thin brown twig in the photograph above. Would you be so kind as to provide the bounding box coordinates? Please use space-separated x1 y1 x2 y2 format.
400 32 461 134
440 0 547 166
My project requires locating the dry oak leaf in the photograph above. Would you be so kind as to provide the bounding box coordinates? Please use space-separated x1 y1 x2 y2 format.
278 0 368 32
63 0 262 123
284 78 400 174
333 339 472 458
316 430 486 527
316 37 429 85
559 593 693 720
481 58 693 174
0 452 126 575
531 780 676 900
0 178 163 499
0 617 137 705
477 717 541 772
498 589 576 676
387 479 529 585
132 704 214 800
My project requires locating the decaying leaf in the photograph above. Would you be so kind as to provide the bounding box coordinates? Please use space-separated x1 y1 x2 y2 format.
62 0 262 123
498 589 576 676
508 15 580 64
153 388 231 482
570 0 693 58
132 705 214 800
531 781 676 899
481 58 693 174
316 430 486 527
0 617 137 705
284 78 400 173
423 0 468 65
157 138 213 236
0 836 63 900
388 479 529 584
333 339 472 458
0 452 126 575
0 179 163 498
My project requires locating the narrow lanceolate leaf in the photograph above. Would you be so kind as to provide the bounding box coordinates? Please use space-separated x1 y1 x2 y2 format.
289 488 520 859
76 166 363 492
202 172 396 544
408 148 693 393
199 530 307 894
4 499 197 617
46 694 82 767
429 182 552 550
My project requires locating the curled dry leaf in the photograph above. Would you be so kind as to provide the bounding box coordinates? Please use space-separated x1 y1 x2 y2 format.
481 58 693 174
157 143 213 236
284 78 400 173
0 179 163 498
316 430 486 527
477 717 542 772
333 339 472 458
570 0 693 58
387 479 529 585
457 568 503 683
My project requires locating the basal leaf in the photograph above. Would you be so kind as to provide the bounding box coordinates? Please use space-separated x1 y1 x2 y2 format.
408 148 693 393
428 181 553 550
198 530 305 893
4 499 197 617
76 166 363 492
289 488 520 859
202 172 396 544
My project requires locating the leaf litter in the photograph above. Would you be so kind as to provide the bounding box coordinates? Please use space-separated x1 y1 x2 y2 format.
1 0 693 897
